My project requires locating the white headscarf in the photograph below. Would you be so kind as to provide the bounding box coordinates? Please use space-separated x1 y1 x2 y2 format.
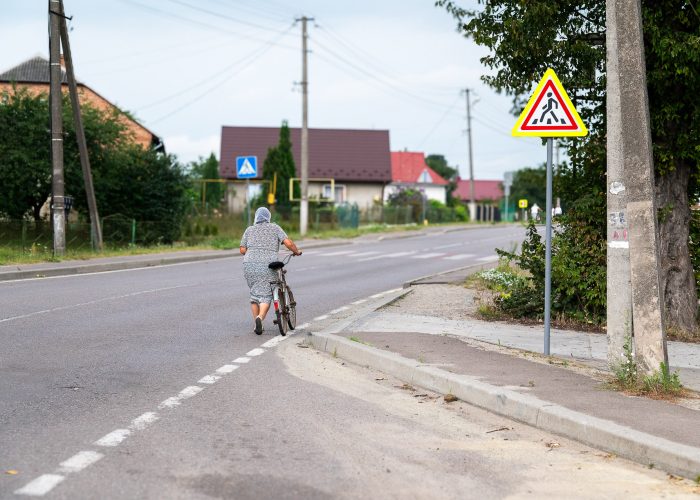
254 207 272 224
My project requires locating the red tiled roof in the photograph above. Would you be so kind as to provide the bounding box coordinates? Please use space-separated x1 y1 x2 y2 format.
390 151 449 186
454 179 503 201
219 126 392 183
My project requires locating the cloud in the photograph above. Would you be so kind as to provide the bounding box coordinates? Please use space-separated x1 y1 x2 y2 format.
164 134 220 163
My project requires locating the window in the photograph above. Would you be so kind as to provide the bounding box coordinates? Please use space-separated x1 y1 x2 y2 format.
323 184 346 203
418 169 433 183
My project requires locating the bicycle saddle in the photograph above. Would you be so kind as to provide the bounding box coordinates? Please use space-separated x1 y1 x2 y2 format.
268 261 284 270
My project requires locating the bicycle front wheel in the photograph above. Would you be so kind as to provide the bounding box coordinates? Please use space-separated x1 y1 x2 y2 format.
285 287 296 330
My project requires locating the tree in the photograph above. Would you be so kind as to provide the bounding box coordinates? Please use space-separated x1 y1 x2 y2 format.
510 166 547 210
437 0 700 335
0 86 190 243
188 153 223 209
425 154 459 206
262 121 298 206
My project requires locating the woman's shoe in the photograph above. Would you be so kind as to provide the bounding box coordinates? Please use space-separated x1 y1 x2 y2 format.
255 317 263 335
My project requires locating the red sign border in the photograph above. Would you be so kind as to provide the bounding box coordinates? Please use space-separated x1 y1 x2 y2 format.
520 79 578 131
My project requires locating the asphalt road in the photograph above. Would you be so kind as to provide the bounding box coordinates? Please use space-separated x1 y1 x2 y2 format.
1 226 530 498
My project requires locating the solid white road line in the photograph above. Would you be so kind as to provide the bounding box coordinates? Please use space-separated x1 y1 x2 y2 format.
215 364 239 374
246 348 265 357
351 299 367 305
313 314 329 321
94 429 130 447
411 252 446 259
198 375 221 385
130 412 159 431
444 253 475 260
233 357 251 364
15 474 65 496
58 451 104 474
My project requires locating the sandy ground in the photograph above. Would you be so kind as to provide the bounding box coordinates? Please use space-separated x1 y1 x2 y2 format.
280 339 700 499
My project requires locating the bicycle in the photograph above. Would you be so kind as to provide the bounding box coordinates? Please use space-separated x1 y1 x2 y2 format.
268 252 299 336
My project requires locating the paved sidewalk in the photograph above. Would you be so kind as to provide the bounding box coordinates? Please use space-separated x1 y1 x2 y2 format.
306 284 700 478
0 223 488 281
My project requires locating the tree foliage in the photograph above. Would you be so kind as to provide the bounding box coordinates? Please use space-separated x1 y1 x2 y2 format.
437 0 700 333
188 153 223 208
262 121 298 207
509 166 546 210
0 87 190 243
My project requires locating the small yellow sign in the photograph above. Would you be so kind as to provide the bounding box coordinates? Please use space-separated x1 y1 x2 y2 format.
267 193 276 205
518 199 528 209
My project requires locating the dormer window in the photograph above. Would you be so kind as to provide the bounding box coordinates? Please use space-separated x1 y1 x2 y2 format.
418 169 432 183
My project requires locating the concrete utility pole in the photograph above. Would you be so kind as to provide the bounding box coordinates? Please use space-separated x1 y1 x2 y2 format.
49 0 66 256
297 16 313 236
610 0 668 373
462 89 477 222
58 0 103 251
605 0 633 367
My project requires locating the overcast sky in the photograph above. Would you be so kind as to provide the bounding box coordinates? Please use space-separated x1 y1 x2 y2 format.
2 0 548 180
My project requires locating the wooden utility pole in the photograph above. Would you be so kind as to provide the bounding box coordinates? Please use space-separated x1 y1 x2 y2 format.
463 89 476 222
58 0 103 250
49 0 66 256
297 16 313 236
610 0 668 374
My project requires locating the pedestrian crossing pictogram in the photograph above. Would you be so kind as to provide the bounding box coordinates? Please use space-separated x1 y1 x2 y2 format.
512 68 587 137
236 156 258 179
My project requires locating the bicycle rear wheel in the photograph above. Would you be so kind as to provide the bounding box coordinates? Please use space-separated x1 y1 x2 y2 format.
285 287 296 330
276 287 288 336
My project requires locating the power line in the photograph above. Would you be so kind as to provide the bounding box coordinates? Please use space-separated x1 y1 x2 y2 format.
201 0 293 23
117 0 297 49
146 25 293 124
418 94 461 147
163 0 295 35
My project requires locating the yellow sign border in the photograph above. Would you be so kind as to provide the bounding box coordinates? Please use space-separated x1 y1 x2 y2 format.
511 68 588 138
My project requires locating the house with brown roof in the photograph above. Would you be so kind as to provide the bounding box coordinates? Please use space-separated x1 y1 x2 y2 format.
0 56 163 151
454 178 503 203
386 151 449 204
220 126 392 211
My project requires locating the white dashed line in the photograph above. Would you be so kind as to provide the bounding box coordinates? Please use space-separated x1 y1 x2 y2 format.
411 252 446 259
370 293 385 299
198 375 221 385
158 396 182 409
357 251 415 262
57 451 104 474
444 253 475 260
15 474 65 496
178 386 203 399
318 250 355 256
352 299 367 305
346 251 379 258
313 315 329 321
261 336 286 348
246 348 265 357
94 429 130 447
233 357 251 364
295 323 310 330
432 243 462 250
329 306 350 314
216 364 239 374
130 412 159 431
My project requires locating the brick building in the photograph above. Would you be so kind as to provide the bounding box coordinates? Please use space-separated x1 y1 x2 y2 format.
0 56 163 151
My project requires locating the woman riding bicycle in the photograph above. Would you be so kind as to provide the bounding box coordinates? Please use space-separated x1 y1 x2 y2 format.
240 207 301 335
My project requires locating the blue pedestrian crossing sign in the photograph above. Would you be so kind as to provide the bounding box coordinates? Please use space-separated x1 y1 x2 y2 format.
236 156 258 179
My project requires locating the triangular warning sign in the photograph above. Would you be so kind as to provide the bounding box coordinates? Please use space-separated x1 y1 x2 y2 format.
512 68 587 137
239 159 256 175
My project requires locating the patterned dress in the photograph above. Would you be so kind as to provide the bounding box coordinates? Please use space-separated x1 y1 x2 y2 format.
240 222 288 304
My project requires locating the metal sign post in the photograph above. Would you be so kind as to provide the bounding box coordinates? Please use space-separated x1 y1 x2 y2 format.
512 68 587 355
236 156 258 227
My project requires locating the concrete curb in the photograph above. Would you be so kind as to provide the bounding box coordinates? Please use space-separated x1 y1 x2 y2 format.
303 330 700 480
402 260 498 288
